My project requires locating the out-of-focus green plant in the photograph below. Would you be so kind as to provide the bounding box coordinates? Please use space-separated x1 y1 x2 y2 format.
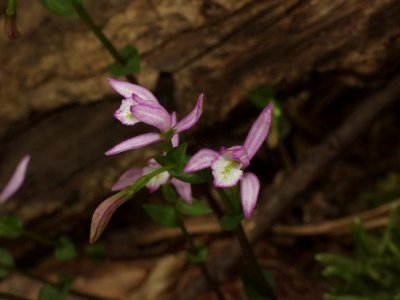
359 173 400 208
316 206 400 300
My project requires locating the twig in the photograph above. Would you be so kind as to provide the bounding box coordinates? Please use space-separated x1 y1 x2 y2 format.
177 73 400 299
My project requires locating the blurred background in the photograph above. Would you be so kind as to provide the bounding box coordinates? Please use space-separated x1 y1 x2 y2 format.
1 0 400 299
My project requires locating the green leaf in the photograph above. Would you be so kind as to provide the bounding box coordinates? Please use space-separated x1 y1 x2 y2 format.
242 269 275 300
224 186 242 214
39 0 80 17
84 244 107 262
161 184 180 202
143 204 180 228
107 45 140 77
187 244 208 263
219 213 244 231
155 144 187 169
54 236 77 262
38 284 66 300
176 198 212 216
169 169 211 184
0 248 14 278
351 219 376 257
58 274 73 293
0 215 24 239
248 87 275 110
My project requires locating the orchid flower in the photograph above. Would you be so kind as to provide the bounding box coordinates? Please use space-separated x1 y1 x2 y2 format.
0 155 30 204
184 104 272 219
105 79 203 156
111 158 192 203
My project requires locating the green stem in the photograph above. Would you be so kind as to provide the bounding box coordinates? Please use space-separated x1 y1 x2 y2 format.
178 215 226 300
71 1 136 83
6 0 17 16
218 189 275 299
0 291 32 300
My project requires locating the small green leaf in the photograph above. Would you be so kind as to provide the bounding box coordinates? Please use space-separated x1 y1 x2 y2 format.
58 274 73 293
39 0 80 17
155 144 187 169
38 284 66 300
242 269 275 300
169 169 211 184
0 248 14 278
143 204 180 228
0 215 24 239
187 243 208 263
176 198 212 216
84 244 107 262
107 45 140 77
248 87 275 110
162 184 180 202
54 236 77 262
219 213 244 231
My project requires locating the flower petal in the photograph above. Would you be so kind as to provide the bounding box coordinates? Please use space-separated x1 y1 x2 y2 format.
143 161 170 192
173 93 203 133
223 146 250 168
243 103 273 160
114 98 140 126
107 78 158 102
111 168 143 191
211 154 243 188
105 133 162 155
171 112 179 147
131 102 172 132
240 172 260 219
184 148 219 173
90 192 128 243
0 155 30 204
171 178 192 203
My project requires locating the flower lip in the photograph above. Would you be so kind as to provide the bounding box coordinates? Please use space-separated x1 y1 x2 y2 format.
211 153 243 188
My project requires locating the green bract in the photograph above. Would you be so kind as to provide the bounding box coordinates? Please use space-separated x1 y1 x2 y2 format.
143 204 180 228
0 248 14 278
107 45 140 77
54 236 77 262
0 215 24 238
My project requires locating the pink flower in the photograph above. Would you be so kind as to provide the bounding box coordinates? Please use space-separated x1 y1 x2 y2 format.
111 159 192 203
105 79 203 155
184 104 273 219
0 155 30 204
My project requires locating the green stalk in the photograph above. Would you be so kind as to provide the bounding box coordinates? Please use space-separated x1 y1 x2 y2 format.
71 0 137 83
6 0 17 15
217 189 275 299
177 215 227 300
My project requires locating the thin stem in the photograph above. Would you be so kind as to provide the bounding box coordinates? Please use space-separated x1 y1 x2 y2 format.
0 291 32 300
217 189 275 299
71 1 137 83
6 0 17 15
178 216 226 300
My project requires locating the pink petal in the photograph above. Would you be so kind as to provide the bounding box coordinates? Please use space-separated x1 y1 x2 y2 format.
223 146 250 168
173 94 203 133
90 192 128 243
171 178 192 203
0 155 30 204
131 102 172 132
144 160 170 192
171 112 179 147
111 168 143 191
105 133 162 155
240 172 260 219
243 103 273 161
184 148 219 173
107 78 158 102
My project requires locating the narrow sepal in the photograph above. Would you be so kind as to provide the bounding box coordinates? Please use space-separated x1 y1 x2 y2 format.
240 172 260 219
184 148 218 173
111 168 143 191
105 133 162 155
173 94 203 133
171 178 192 203
243 103 273 160
0 155 30 204
107 78 158 102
